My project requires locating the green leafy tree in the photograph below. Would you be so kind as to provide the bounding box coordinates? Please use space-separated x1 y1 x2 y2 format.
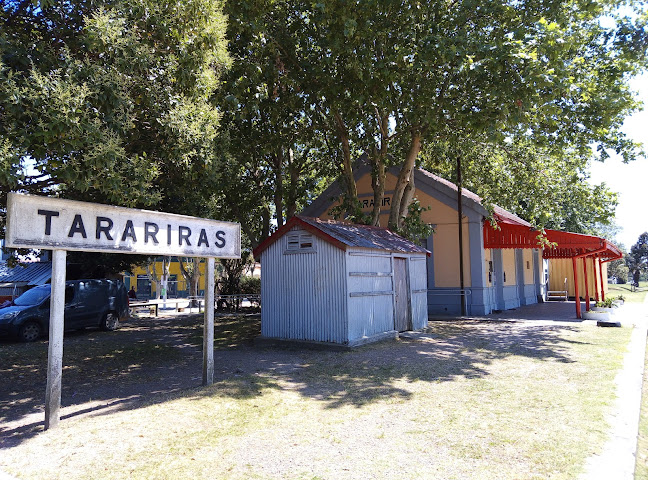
1 0 230 273
424 139 619 235
229 1 646 233
608 256 629 283
628 232 648 275
216 0 336 244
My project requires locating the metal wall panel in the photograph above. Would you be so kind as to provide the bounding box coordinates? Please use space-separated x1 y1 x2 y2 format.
409 256 429 329
549 257 604 299
347 249 395 340
260 227 347 343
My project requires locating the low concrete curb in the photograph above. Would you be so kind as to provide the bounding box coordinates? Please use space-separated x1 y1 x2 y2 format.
580 300 648 479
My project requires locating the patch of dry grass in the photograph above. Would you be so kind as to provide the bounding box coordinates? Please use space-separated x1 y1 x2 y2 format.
608 281 648 304
0 317 632 480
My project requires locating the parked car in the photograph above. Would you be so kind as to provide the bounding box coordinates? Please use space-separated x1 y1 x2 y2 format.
0 279 129 342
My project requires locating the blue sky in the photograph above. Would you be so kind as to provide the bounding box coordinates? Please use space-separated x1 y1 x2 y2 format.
588 73 648 249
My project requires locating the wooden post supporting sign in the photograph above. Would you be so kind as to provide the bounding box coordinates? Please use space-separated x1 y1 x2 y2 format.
203 257 215 385
44 249 66 430
5 193 240 429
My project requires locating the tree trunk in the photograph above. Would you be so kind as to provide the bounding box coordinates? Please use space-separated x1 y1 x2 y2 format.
286 148 299 220
273 150 284 227
179 258 202 307
399 167 415 221
334 111 358 207
388 130 422 230
370 156 386 226
146 260 161 300
369 114 389 226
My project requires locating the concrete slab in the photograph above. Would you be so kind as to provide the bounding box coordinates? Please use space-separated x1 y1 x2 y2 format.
430 300 590 325
580 298 648 480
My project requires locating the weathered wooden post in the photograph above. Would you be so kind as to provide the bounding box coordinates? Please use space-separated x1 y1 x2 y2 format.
203 257 215 385
44 249 66 430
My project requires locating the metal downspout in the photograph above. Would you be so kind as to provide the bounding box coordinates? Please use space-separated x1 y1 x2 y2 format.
457 156 466 316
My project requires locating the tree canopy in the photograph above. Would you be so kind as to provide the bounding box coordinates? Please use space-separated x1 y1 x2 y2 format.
1 0 229 272
628 232 648 273
1 0 229 214
222 0 647 234
423 138 620 236
1 0 646 266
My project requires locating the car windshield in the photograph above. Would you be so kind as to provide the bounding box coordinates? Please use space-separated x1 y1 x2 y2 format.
13 286 51 306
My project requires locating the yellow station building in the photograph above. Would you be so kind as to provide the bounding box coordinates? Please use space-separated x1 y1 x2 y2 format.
124 258 207 299
303 162 621 317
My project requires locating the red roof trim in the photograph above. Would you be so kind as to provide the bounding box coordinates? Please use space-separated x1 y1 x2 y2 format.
252 216 347 259
483 222 540 249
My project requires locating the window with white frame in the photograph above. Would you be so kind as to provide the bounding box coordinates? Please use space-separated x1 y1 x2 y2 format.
285 233 316 253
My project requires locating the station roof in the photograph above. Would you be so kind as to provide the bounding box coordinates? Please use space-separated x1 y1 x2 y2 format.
253 216 430 258
483 222 622 262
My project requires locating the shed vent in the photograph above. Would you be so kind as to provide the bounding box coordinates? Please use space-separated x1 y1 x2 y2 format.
285 233 315 253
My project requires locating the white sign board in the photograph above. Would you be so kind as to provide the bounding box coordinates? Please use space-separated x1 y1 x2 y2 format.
5 193 241 258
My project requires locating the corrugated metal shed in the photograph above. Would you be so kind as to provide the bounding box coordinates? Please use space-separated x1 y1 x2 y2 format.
255 219 429 348
0 261 52 300
0 261 52 286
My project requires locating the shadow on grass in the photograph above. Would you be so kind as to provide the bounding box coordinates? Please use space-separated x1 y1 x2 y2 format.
0 312 586 448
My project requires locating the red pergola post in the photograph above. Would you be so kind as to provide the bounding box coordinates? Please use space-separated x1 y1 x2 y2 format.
599 258 606 302
573 256 581 319
583 256 590 312
593 256 600 303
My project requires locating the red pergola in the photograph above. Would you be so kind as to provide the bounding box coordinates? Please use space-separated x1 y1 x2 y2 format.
483 219 623 319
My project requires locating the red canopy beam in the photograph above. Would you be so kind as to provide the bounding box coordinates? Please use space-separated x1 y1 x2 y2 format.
583 256 590 312
484 221 622 320
593 257 600 303
599 258 606 302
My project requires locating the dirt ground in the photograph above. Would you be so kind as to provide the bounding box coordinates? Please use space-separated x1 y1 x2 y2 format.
1 311 593 447
0 311 635 479
0 312 268 448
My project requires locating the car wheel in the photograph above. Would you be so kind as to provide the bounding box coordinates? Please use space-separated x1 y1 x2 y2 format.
101 312 120 331
19 321 41 342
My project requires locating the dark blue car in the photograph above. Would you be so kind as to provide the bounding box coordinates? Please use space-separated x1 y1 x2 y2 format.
0 279 129 342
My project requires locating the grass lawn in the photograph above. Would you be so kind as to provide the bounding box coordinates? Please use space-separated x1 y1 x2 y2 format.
607 281 648 303
0 315 633 480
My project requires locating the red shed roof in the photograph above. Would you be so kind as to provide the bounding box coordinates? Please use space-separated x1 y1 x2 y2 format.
253 216 430 259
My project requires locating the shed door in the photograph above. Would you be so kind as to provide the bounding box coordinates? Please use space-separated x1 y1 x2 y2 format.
394 257 411 332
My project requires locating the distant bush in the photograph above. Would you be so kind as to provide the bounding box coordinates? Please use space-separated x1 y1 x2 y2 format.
239 276 261 295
